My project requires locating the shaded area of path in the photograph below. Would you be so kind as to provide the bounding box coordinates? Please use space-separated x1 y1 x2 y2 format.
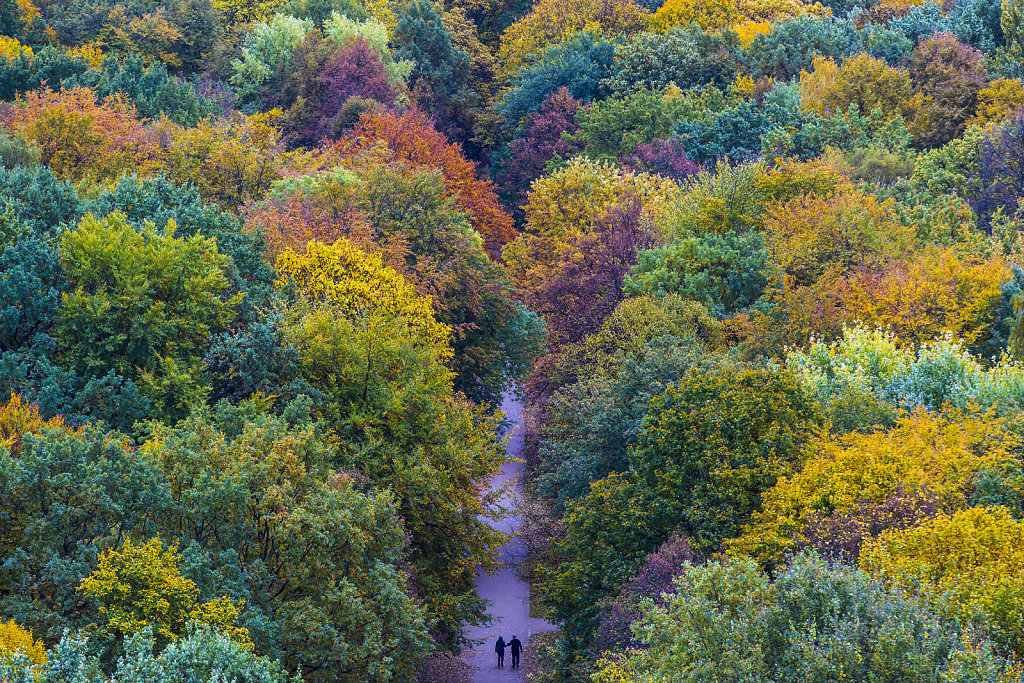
462 394 556 682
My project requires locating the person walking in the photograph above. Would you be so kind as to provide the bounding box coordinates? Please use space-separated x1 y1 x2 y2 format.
509 635 523 669
495 636 506 668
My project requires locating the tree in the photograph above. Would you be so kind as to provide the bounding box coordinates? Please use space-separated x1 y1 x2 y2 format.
498 87 584 216
970 77 1024 126
151 114 290 209
0 425 170 642
622 137 700 181
674 100 781 166
604 26 741 94
229 13 312 101
841 247 1008 347
0 392 70 456
538 328 731 504
625 231 770 316
733 410 1013 564
215 0 285 25
57 212 239 421
594 553 1021 682
533 194 658 347
595 534 698 654
863 506 1024 657
799 53 912 121
630 368 819 553
650 0 737 30
270 31 396 147
0 0 24 37
542 369 818 650
496 0 648 77
78 537 248 647
84 174 277 312
275 239 451 353
250 161 540 406
0 230 65 354
344 109 516 256
747 15 861 80
503 157 677 324
0 621 46 667
905 33 987 147
761 189 914 288
1 87 154 184
276 241 511 643
392 1 472 141
544 294 724 394
574 86 694 161
972 110 1024 231
144 414 431 679
1004 0 1024 57
786 324 1024 424
493 32 616 133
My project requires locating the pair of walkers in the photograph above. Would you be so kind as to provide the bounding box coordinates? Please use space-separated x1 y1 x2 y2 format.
494 635 523 669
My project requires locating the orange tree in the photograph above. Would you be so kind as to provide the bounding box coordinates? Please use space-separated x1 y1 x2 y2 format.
1 86 155 183
340 109 516 257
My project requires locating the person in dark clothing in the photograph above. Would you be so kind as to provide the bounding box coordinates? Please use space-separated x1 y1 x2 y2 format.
495 636 506 667
509 635 523 668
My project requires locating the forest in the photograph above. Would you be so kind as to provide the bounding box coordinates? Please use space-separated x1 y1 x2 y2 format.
3 0 1024 678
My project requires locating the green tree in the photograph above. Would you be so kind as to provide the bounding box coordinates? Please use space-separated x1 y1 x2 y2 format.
393 1 472 140
0 424 170 642
56 212 239 420
625 232 771 316
630 368 820 554
276 241 507 645
543 369 818 653
1004 0 1024 57
147 414 430 680
594 553 1022 682
79 538 248 647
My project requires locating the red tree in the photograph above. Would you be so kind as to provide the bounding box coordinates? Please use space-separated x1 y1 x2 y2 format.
338 109 516 257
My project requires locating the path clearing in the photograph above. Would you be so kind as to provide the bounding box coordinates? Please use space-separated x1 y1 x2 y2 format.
462 394 556 682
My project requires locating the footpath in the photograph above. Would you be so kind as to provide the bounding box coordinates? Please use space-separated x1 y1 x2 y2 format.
461 394 556 682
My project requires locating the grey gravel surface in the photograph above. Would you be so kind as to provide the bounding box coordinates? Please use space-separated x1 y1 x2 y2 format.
462 394 556 682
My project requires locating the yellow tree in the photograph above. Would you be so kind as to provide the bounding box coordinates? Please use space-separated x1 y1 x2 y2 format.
763 189 915 287
275 239 451 357
497 0 649 75
862 506 1024 656
0 393 71 456
151 113 300 209
2 87 155 183
79 537 249 645
651 0 737 30
971 77 1024 125
800 53 913 119
502 157 677 307
842 247 1008 346
731 410 1015 563
276 240 506 643
213 0 287 26
0 621 46 667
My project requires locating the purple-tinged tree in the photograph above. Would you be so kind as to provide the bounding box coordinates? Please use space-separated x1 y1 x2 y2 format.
536 193 658 347
596 533 699 653
906 33 987 147
973 110 1024 231
622 137 700 182
318 38 394 116
498 87 585 215
803 487 940 562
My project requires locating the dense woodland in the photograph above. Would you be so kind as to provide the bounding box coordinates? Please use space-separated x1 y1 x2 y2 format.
3 0 1024 679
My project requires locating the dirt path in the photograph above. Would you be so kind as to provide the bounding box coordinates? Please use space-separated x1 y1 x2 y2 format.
462 394 556 682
